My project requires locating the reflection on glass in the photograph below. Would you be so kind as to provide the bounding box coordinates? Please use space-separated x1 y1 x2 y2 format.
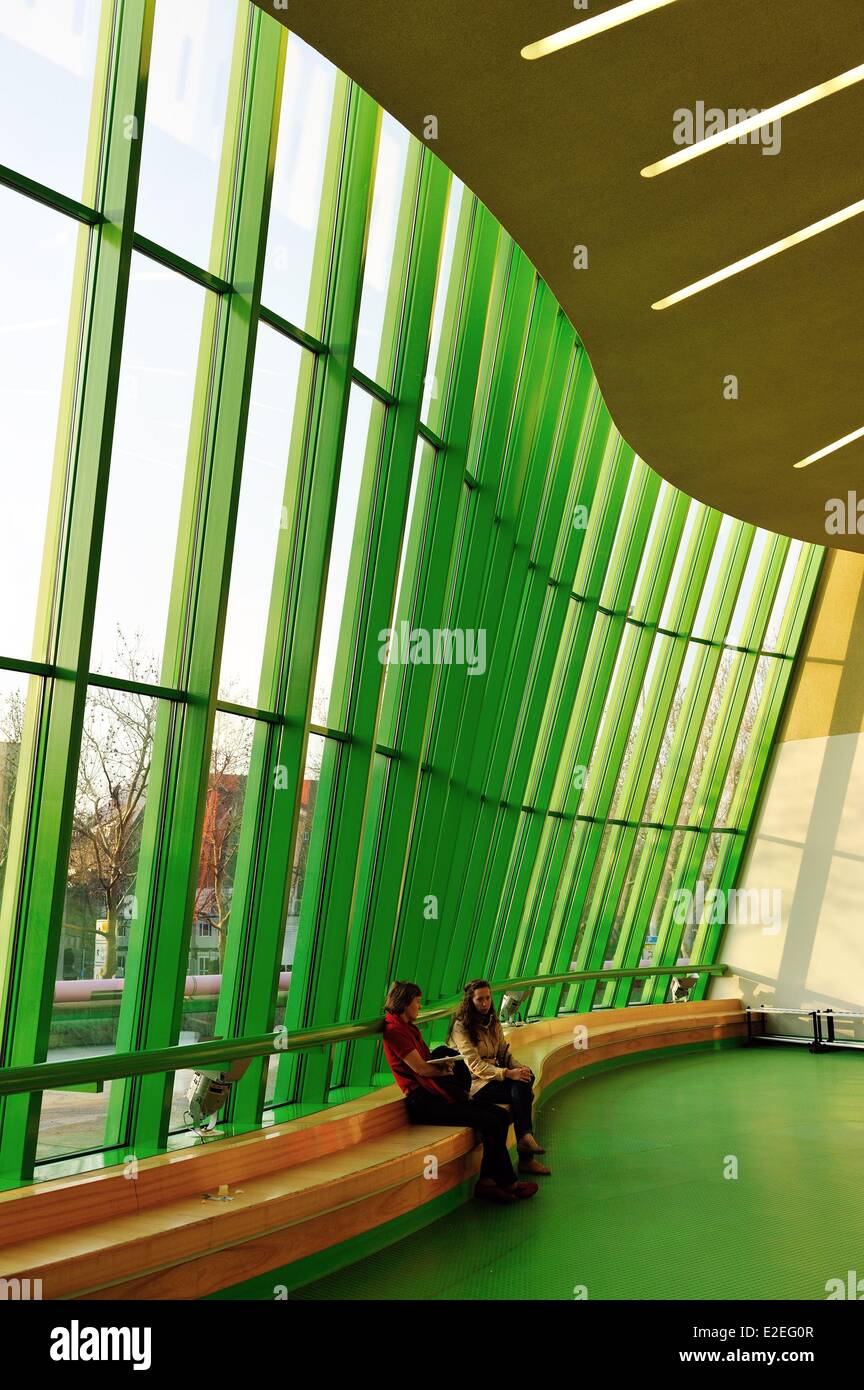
0 189 78 659
167 712 254 1070
91 255 207 678
610 640 661 818
642 644 697 820
726 528 770 647
691 515 733 639
378 439 428 745
220 327 304 706
266 734 323 1105
310 388 379 727
0 670 30 908
353 113 411 382
658 500 698 630
715 656 773 826
0 0 101 200
261 35 337 332
422 177 464 421
135 0 236 269
679 650 737 824
629 481 669 620
280 734 324 975
36 686 156 1163
763 541 803 651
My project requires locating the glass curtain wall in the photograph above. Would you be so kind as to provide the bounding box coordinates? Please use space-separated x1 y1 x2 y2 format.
0 0 823 1183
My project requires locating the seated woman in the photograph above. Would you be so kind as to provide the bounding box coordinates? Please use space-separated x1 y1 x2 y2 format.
449 979 551 1176
382 980 538 1205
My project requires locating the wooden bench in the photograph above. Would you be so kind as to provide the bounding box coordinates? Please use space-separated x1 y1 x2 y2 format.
0 999 745 1299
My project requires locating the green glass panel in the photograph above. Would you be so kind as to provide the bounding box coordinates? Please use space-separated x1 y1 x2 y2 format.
218 327 305 705
0 187 79 660
134 0 238 270
0 0 102 200
310 387 382 728
35 684 158 1164
353 113 411 382
0 2 827 1173
90 255 209 679
261 34 337 333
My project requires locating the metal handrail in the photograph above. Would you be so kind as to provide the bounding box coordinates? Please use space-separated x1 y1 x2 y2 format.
0 963 727 1097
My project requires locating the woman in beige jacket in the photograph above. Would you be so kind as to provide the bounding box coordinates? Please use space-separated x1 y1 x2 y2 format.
449 979 551 1176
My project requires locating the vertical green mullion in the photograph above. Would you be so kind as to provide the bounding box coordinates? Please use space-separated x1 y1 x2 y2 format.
205 38 372 1136
303 143 449 1099
0 0 153 1187
691 544 791 832
393 242 536 995
692 546 823 978
486 396 617 983
342 201 501 1087
457 342 587 985
569 505 727 1011
601 493 693 1008
776 545 825 657
642 526 786 1001
429 296 572 998
289 146 449 1108
721 547 824 839
407 261 546 1005
693 830 743 986
225 81 380 1123
463 438 655 1001
337 195 487 1061
605 492 709 1007
108 5 284 1154
501 429 632 999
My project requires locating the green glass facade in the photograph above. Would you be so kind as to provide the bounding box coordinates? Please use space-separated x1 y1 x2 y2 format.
0 0 822 1186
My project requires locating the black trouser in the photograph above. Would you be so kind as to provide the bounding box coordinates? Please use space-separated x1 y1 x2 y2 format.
472 1078 535 1142
404 1087 516 1189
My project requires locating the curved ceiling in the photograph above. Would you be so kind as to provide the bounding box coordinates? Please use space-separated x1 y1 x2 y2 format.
257 0 864 553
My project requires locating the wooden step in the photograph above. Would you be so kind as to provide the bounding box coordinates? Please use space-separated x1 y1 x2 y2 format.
0 999 745 1298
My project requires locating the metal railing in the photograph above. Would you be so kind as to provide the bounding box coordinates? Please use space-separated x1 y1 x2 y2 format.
0 964 728 1098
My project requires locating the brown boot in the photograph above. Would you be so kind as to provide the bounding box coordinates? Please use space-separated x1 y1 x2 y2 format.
474 1178 517 1204
508 1180 539 1199
518 1155 552 1175
518 1136 546 1155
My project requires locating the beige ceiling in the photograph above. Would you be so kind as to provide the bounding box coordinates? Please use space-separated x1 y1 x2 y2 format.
255 0 864 553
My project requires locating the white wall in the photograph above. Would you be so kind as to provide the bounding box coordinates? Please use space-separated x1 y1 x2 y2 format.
714 732 864 1011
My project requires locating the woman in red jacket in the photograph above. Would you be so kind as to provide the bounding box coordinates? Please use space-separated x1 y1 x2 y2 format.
382 980 538 1205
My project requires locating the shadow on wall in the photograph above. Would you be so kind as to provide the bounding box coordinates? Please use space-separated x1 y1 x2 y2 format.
717 551 864 1013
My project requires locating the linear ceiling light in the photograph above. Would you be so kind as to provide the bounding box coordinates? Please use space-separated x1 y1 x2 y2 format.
794 425 864 469
652 195 864 310
642 63 864 178
522 0 680 60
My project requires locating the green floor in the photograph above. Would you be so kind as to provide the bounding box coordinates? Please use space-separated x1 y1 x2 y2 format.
289 1047 864 1301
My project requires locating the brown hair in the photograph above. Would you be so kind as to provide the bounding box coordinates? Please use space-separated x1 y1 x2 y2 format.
452 978 497 1045
384 980 421 1016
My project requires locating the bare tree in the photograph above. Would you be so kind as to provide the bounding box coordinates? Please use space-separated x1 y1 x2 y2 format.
194 712 253 969
66 633 157 978
0 685 24 890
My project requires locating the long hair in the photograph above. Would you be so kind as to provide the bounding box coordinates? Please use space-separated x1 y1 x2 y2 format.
452 978 497 1045
384 980 421 1017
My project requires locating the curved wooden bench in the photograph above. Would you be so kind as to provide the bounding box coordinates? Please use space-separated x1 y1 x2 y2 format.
0 999 744 1299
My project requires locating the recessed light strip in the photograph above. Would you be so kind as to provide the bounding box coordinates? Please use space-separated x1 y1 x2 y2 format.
652 195 864 310
642 63 864 178
522 0 680 60
794 425 864 469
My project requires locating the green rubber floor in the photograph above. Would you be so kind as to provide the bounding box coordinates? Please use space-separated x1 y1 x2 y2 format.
289 1047 864 1301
